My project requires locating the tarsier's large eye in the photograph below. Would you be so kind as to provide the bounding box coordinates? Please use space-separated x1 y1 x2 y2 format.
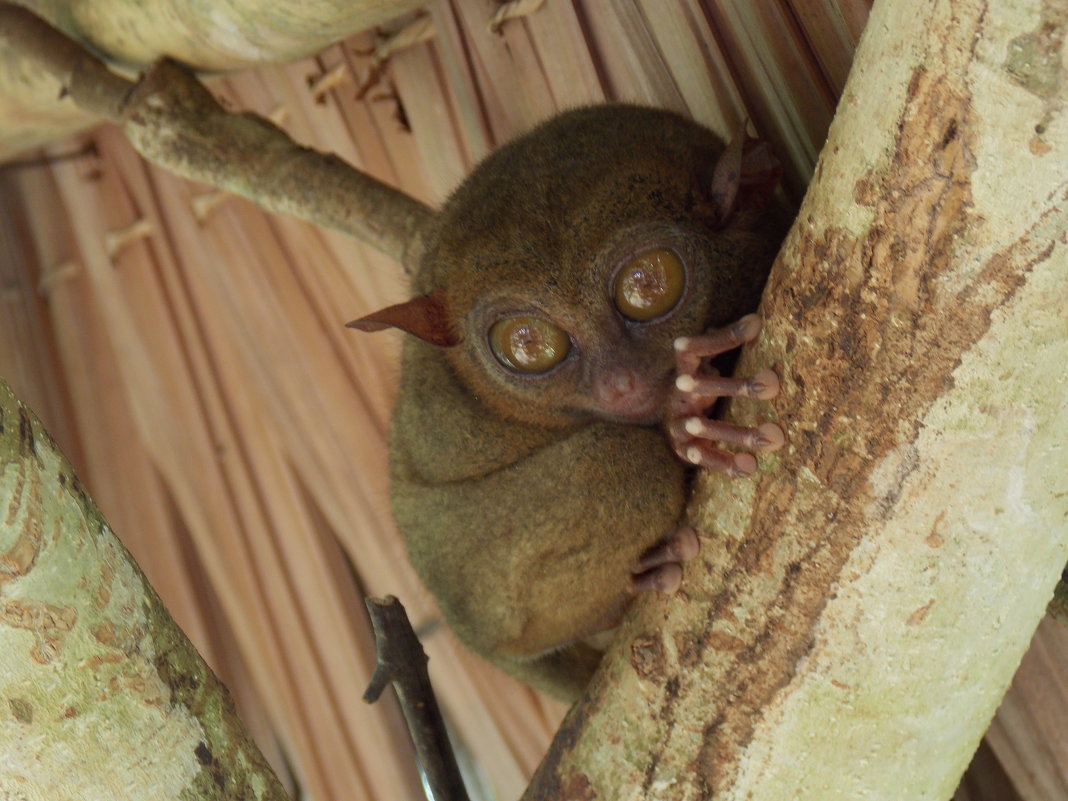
613 248 686 321
489 316 571 373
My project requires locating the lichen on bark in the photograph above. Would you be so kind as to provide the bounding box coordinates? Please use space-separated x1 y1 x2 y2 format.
0 378 288 801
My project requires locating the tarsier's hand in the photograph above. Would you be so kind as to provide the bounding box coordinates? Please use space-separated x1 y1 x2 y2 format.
667 313 785 477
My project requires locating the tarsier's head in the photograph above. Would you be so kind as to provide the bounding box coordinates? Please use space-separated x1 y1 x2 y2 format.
350 105 783 428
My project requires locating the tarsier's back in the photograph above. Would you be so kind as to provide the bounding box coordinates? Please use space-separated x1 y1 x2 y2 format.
351 105 786 700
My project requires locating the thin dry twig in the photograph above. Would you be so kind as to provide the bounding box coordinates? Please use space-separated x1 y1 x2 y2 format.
364 595 471 801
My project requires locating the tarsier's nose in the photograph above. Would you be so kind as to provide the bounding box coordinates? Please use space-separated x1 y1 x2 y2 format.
591 367 667 422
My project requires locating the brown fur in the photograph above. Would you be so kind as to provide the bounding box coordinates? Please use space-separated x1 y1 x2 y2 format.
363 105 785 701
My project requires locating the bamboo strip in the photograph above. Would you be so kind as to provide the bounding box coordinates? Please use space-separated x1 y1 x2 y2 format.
699 0 836 191
427 1 493 162
986 620 1068 800
521 0 606 109
389 39 472 197
834 0 873 43
636 0 744 136
0 181 81 459
47 130 344 801
577 0 689 112
784 0 859 94
449 0 557 142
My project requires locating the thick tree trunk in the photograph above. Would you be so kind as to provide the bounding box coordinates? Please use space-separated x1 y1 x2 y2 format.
525 1 1068 799
0 378 289 801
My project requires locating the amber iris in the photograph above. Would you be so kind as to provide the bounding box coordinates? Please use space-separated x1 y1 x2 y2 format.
613 248 685 321
489 316 571 373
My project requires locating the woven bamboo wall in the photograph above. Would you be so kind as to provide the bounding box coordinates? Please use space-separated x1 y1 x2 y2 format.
1 2 1065 799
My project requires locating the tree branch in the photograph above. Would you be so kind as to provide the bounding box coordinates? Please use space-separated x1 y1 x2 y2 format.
0 378 291 800
0 2 436 270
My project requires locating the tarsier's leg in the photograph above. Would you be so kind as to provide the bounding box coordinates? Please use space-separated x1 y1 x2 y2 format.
667 313 785 476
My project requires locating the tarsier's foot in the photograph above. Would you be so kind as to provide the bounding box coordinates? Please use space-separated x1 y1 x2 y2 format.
630 527 700 594
667 313 785 476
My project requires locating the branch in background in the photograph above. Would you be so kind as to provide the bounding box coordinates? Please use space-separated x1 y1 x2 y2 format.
364 596 471 801
0 142 98 172
0 1 436 271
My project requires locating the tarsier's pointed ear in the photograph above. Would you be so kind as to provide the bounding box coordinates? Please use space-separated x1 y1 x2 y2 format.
703 124 783 228
346 289 461 347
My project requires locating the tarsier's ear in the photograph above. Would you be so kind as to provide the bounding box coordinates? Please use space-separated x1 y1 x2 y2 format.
703 125 783 229
346 289 461 347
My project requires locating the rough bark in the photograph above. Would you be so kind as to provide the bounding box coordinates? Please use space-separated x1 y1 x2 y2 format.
0 0 425 159
0 377 290 801
525 1 1068 799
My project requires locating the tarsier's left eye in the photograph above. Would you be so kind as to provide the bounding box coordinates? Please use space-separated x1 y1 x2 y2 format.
613 248 685 321
489 316 571 374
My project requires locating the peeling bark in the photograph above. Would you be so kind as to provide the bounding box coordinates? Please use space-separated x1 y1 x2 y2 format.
0 378 289 801
525 1 1068 798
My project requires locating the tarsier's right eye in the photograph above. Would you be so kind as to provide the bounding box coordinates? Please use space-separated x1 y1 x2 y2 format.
613 248 686 321
489 316 571 374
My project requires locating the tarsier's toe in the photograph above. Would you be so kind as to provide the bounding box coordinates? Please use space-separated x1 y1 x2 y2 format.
748 369 780 400
680 441 755 476
635 527 700 571
631 563 683 594
631 527 701 594
755 422 785 451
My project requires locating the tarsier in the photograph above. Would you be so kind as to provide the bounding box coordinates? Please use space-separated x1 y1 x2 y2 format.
350 105 787 701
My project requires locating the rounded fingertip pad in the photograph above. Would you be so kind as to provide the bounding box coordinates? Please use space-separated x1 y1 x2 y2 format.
732 452 757 477
674 527 700 560
654 564 683 594
749 369 780 400
733 313 762 343
757 422 786 451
